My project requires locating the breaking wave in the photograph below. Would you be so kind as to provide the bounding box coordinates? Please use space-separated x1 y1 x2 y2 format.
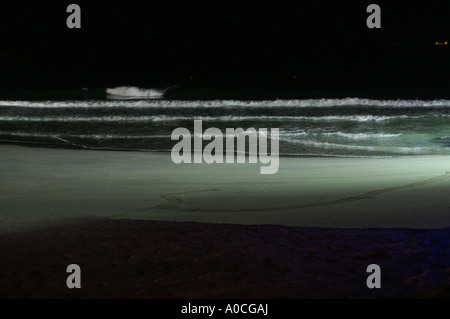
106 86 166 99
324 132 402 139
1 96 449 157
0 114 430 123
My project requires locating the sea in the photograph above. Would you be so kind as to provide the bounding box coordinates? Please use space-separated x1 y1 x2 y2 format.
0 86 449 158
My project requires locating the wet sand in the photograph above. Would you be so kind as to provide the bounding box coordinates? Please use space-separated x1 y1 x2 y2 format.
1 145 450 232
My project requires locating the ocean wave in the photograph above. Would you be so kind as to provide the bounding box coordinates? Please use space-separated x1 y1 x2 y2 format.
0 131 246 140
106 86 165 99
0 131 405 142
0 114 428 123
281 139 377 151
280 138 434 154
2 97 450 108
324 132 402 139
396 147 426 153
0 132 170 139
0 100 153 108
279 131 401 139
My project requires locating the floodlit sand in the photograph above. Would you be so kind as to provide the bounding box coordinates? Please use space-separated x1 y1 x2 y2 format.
1 145 450 232
0 145 449 298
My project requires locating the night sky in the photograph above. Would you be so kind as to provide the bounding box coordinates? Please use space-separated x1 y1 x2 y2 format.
1 1 450 96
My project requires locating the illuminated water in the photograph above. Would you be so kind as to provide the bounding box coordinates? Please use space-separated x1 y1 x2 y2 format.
1 89 449 157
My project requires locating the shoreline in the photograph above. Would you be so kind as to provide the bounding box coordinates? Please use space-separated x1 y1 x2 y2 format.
0 141 434 159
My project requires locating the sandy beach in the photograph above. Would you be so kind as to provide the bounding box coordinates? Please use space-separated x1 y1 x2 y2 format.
1 145 450 232
2 0 450 302
0 145 449 298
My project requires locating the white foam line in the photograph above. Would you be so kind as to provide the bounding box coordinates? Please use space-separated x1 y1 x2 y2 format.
2 97 450 108
280 131 402 139
0 114 429 123
282 139 377 151
0 132 171 139
324 132 402 139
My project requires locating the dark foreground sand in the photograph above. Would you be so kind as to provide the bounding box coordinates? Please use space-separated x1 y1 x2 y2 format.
0 218 448 299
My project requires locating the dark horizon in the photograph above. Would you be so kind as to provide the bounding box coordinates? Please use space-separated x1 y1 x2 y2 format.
1 1 450 97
